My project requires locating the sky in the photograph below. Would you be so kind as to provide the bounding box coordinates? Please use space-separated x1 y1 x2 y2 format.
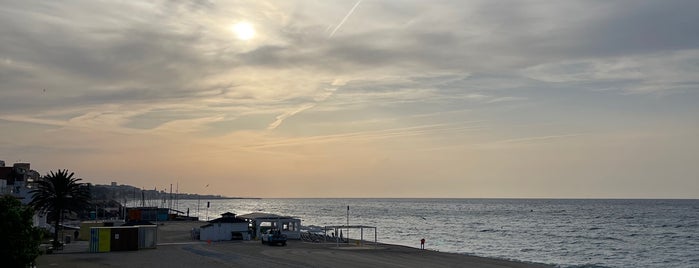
1 0 698 198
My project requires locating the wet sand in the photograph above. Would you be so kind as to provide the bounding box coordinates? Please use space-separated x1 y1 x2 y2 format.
37 221 553 268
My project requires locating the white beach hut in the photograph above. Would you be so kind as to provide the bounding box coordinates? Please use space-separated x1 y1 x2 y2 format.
199 212 250 241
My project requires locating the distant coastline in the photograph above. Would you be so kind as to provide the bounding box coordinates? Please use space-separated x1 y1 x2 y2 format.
176 196 261 200
89 183 258 205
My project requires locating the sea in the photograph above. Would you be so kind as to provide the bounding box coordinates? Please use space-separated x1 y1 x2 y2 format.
160 198 698 268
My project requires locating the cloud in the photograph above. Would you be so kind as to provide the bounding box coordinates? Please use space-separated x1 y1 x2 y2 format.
2 0 695 133
520 49 699 93
492 134 585 145
252 122 483 150
0 115 66 127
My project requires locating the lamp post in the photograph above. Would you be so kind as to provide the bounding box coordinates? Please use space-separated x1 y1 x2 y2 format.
197 184 209 220
204 184 210 221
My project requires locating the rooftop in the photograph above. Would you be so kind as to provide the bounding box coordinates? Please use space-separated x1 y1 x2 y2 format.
237 212 297 220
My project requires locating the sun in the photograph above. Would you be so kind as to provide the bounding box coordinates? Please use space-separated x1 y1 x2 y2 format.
231 22 255 41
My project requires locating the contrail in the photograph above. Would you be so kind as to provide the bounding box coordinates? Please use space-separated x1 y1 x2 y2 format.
329 0 362 38
267 103 316 130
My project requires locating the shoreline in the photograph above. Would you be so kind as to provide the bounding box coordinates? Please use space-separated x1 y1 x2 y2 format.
37 221 553 268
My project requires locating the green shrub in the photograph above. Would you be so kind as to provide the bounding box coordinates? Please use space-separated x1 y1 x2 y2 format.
0 195 42 267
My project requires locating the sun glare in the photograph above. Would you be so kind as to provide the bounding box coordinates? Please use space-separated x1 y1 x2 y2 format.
232 22 255 41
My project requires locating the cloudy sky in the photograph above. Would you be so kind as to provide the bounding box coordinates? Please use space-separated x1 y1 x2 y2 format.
1 0 698 198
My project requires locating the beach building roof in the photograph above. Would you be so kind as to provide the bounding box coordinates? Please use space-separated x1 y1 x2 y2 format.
201 212 247 228
237 212 296 220
122 220 155 226
208 216 246 224
323 225 377 229
220 212 236 217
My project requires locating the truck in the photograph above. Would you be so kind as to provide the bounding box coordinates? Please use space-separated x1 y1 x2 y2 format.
261 229 287 246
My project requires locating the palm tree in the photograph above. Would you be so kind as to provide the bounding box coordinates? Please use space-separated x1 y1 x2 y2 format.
29 169 91 246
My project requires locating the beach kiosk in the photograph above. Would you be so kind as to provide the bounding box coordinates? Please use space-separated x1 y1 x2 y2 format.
238 213 302 240
199 212 250 241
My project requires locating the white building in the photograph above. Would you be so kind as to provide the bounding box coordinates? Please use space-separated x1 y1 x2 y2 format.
0 162 39 204
199 212 250 241
0 161 49 228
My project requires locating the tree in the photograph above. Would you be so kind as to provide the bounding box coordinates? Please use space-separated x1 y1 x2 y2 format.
29 169 91 247
0 195 42 267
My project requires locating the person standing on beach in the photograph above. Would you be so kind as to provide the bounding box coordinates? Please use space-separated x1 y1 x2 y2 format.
420 238 425 249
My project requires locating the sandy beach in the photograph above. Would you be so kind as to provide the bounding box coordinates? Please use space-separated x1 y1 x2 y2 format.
36 221 553 268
